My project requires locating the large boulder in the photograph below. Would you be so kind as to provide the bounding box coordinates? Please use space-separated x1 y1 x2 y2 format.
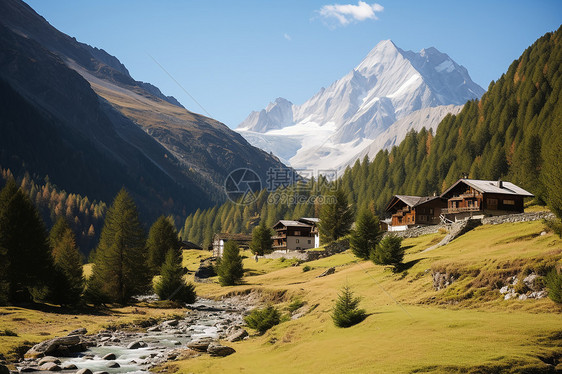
25 335 83 359
102 353 116 360
67 328 87 336
225 328 248 342
127 341 147 350
38 362 61 371
38 356 60 365
186 337 214 352
207 342 235 357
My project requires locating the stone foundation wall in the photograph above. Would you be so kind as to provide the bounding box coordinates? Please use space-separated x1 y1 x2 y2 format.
481 211 554 225
263 238 350 262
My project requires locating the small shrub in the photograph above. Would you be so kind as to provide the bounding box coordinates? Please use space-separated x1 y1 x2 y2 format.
0 329 18 337
302 265 312 272
332 285 366 328
545 269 562 303
288 298 305 313
514 278 529 294
244 305 281 334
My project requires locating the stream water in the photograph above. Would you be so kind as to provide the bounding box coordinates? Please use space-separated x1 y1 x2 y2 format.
17 298 248 374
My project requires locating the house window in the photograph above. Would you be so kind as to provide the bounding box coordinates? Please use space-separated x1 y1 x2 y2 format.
503 199 515 205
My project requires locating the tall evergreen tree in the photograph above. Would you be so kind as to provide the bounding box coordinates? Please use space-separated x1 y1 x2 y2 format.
350 209 381 260
147 216 181 274
249 222 273 256
319 188 354 243
86 188 150 304
0 179 54 303
371 235 404 270
154 250 196 303
50 227 84 305
217 241 244 286
543 129 562 219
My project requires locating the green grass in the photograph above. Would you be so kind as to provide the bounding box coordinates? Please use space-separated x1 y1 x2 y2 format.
173 220 562 373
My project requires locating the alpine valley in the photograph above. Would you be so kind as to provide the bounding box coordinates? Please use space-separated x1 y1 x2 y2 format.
237 40 484 171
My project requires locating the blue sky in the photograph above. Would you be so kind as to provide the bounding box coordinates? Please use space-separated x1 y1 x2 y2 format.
26 0 562 128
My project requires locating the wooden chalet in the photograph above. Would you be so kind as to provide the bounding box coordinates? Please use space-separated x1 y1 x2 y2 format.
385 195 447 231
272 218 319 251
212 233 252 257
440 179 534 221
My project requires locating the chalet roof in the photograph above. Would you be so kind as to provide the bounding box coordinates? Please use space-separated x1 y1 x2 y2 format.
180 241 203 250
274 220 312 229
385 195 443 212
299 217 319 224
441 179 534 198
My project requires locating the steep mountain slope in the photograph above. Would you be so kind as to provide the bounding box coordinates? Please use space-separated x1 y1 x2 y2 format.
237 40 484 170
351 104 464 167
0 0 286 220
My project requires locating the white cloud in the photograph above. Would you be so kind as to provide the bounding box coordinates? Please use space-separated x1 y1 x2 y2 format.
284 33 292 41
318 1 383 27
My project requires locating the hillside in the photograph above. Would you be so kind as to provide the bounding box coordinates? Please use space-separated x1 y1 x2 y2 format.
181 25 562 244
172 219 562 373
0 0 286 222
3 219 558 372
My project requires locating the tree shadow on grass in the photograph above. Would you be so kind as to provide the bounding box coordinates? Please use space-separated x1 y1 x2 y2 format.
394 258 424 273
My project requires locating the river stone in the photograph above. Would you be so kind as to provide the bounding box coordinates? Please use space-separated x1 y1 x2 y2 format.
19 367 38 372
25 335 83 359
186 337 214 352
75 369 93 374
164 319 179 327
38 362 61 371
60 362 77 370
207 342 235 357
38 356 61 365
102 353 116 360
107 361 120 368
127 341 147 349
225 329 248 342
67 328 87 336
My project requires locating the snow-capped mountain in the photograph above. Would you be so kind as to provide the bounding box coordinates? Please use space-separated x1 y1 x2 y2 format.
237 40 484 171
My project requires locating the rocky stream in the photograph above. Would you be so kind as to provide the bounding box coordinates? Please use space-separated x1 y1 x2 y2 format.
8 298 252 374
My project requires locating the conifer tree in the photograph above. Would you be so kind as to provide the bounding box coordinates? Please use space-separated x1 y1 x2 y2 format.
154 250 196 303
371 235 404 270
332 285 366 328
319 188 353 243
147 216 181 274
350 209 381 260
50 227 84 305
86 188 150 304
0 179 54 303
250 222 273 256
217 241 244 286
